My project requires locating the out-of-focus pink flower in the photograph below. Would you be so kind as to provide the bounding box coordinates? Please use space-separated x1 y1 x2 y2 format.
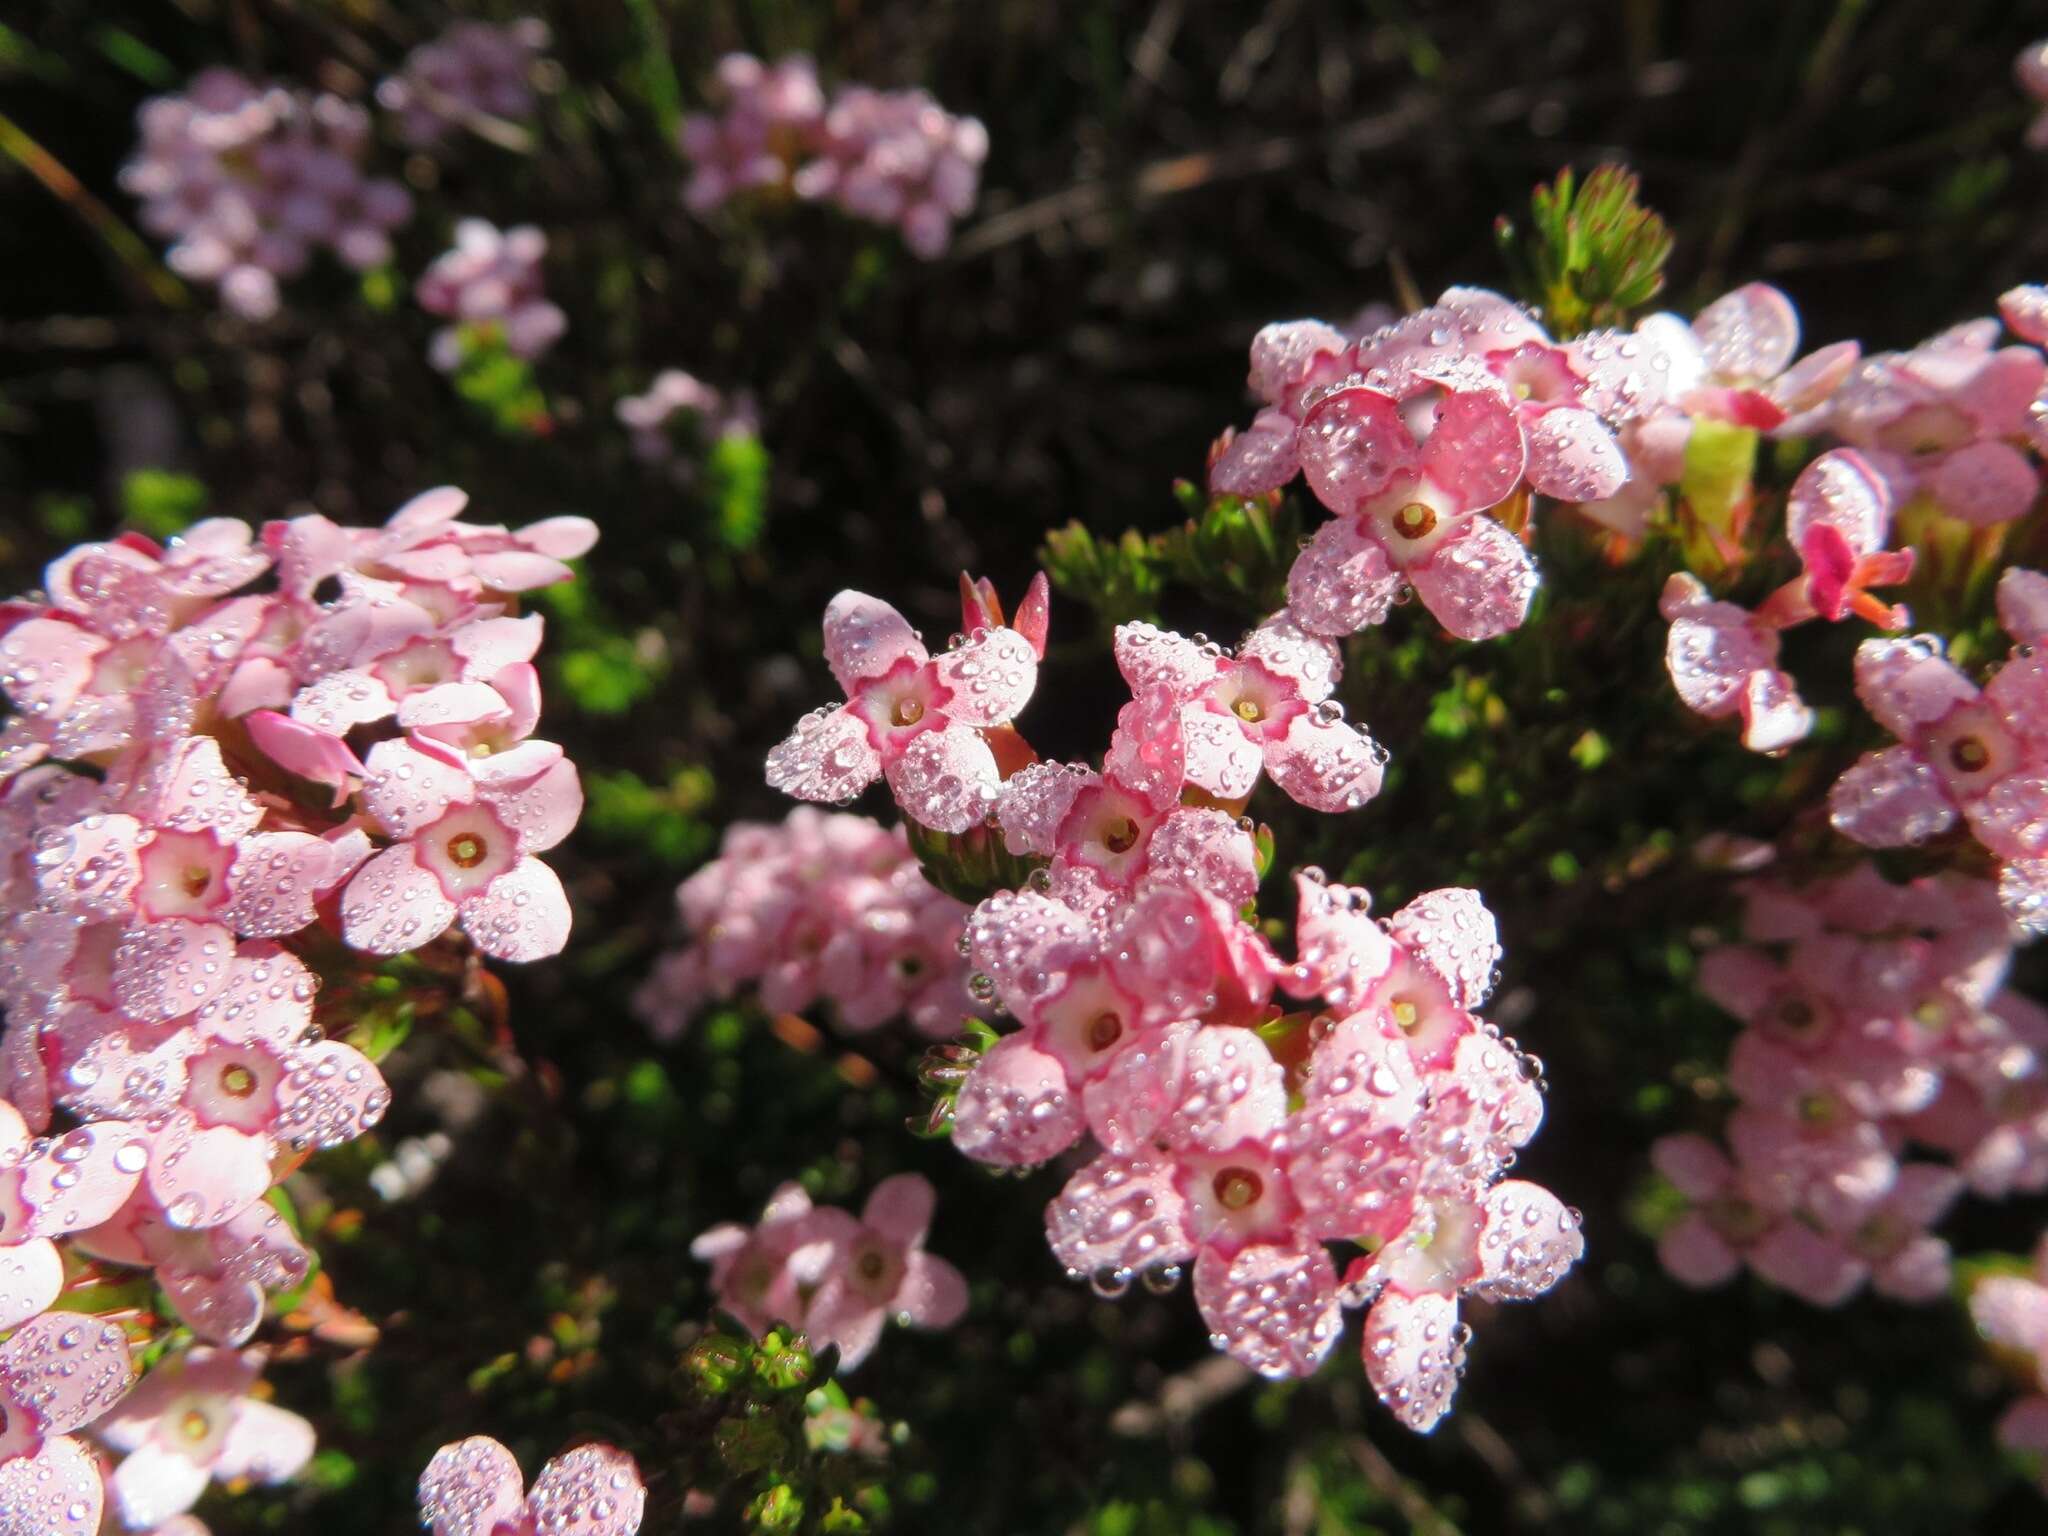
99 1348 313 1529
1111 615 1384 812
1651 1132 1862 1305
378 19 551 147
416 219 566 372
679 54 828 213
120 69 411 319
616 369 760 483
633 807 974 1041
1659 573 1813 753
693 1175 967 1369
768 585 1044 833
2018 41 2048 152
419 1435 646 1536
791 84 988 258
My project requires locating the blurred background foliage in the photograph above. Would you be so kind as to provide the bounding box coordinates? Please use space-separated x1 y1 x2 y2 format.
4 1 2048 1532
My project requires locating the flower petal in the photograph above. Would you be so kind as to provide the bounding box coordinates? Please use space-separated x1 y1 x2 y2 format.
1113 623 1219 699
1361 1290 1464 1433
360 738 477 839
823 591 927 694
765 705 884 806
419 1436 528 1536
861 1172 935 1246
0 1437 106 1536
1693 283 1799 380
950 1034 1082 1168
1828 746 1957 847
1408 517 1539 642
1265 714 1386 813
1285 517 1404 637
341 845 459 956
1194 1243 1343 1379
1524 407 1627 502
931 625 1037 727
884 726 1001 834
523 1444 647 1536
0 1311 133 1435
1421 387 1526 510
1298 387 1421 515
460 857 572 963
1045 1154 1191 1278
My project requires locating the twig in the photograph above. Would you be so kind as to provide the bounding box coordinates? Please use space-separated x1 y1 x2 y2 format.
1346 1434 1464 1536
1108 1354 1253 1436
0 110 186 310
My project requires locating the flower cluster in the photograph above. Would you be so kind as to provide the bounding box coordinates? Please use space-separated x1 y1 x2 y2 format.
761 574 1577 1432
419 1435 646 1536
694 1174 967 1370
2021 39 2048 151
1972 1235 2048 1495
1653 863 2040 1305
416 219 567 373
378 18 552 148
120 69 412 320
615 369 760 483
634 807 973 1042
0 488 589 1525
680 54 987 258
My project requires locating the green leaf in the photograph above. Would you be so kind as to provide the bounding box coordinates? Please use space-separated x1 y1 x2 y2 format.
120 469 207 538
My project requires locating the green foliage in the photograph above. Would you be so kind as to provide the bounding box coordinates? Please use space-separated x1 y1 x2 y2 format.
1495 163 1675 337
707 430 772 550
447 325 551 435
119 467 206 537
582 766 717 867
902 818 1045 905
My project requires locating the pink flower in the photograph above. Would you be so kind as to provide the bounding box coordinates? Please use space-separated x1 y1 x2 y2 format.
1829 634 2048 885
419 1435 646 1536
0 1100 150 1329
1659 574 1813 753
99 1348 313 1529
377 19 551 147
417 220 566 370
1286 361 1535 641
31 736 337 1022
1111 615 1385 811
679 54 828 213
341 733 581 962
768 586 1045 834
1652 1133 1861 1305
793 84 988 259
1753 449 1914 630
0 1310 135 1468
693 1175 967 1369
78 1189 310 1346
1476 337 1628 503
994 684 1256 913
2019 40 2048 152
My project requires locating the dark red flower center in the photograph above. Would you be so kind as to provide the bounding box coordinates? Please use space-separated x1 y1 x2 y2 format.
1391 502 1437 540
1949 735 1990 774
1212 1167 1263 1211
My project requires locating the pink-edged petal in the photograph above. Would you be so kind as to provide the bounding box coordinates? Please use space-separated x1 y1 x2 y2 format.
1696 946 1781 1022
1999 856 2048 935
112 919 235 1024
523 1444 647 1536
1852 637 1978 740
1264 714 1385 813
765 705 884 806
2001 567 2048 645
1181 710 1265 801
1211 408 1302 496
214 1399 315 1483
1285 517 1404 637
1747 1222 1864 1306
1247 320 1348 406
1140 808 1258 909
822 591 928 694
470 550 573 591
0 1437 105 1535
1193 1243 1343 1379
1287 874 1396 1009
1408 517 1539 642
1239 614 1340 701
143 737 263 838
484 757 582 854
1469 1180 1583 1301
1828 746 1956 847
19 1123 150 1237
1158 1025 1287 1151
360 738 476 839
994 763 1089 858
1657 1212 1741 1289
1298 388 1421 514
1420 388 1525 510
0 1241 61 1331
1113 623 1219 699
419 1436 528 1536
1439 286 1549 350
518 515 600 561
931 626 1037 727
884 726 1001 834
1926 440 2039 527
161 1271 266 1347
1738 667 1814 753
32 814 142 922
1694 283 1800 380
950 1034 1082 1168
1080 1027 1190 1154
459 857 572 963
964 888 1093 1007
1386 887 1500 1010
895 1251 968 1328
1650 1133 1730 1202
1361 1290 1464 1433
272 1039 389 1152
1524 407 1627 502
1768 340 1861 422
861 1172 935 1246
340 844 459 956
1045 1154 1192 1277
110 1441 211 1528
1103 684 1186 813
244 712 364 805
0 619 106 722
1972 1274 2048 1354
1787 448 1891 557
0 1311 133 1434
147 1113 271 1230
287 669 398 736
220 832 332 938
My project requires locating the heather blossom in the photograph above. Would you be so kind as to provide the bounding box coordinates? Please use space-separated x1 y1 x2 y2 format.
766 579 1048 834
634 807 974 1041
2023 41 2048 151
693 1175 968 1369
416 219 567 372
120 69 412 320
616 369 761 482
1973 1233 2048 1495
378 18 552 147
418 1435 647 1536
